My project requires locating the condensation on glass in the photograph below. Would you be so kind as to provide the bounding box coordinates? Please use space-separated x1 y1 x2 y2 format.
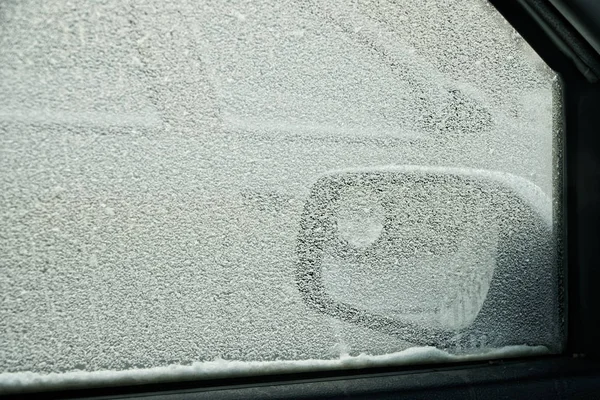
0 0 561 378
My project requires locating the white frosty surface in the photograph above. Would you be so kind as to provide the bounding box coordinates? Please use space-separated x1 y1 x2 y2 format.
1 0 560 381
320 165 553 226
0 345 549 395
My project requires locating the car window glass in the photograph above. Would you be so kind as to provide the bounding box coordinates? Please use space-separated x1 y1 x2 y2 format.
0 0 561 392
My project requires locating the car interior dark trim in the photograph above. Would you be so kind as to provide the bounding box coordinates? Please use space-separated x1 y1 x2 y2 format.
96 357 600 400
516 0 600 82
5 356 599 400
550 0 600 57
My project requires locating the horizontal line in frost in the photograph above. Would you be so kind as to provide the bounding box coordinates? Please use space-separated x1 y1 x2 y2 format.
0 109 162 128
0 345 548 395
223 115 425 141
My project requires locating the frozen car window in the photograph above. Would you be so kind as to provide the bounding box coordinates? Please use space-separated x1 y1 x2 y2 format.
0 0 561 393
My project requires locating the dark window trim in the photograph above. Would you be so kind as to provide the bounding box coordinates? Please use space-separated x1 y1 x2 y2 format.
4 356 600 400
550 0 600 57
518 0 600 82
6 0 600 398
97 357 600 400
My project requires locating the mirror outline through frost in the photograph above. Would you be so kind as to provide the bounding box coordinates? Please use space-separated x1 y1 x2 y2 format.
296 165 561 352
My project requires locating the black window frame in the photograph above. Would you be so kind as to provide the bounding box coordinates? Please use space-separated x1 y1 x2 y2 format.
6 0 600 398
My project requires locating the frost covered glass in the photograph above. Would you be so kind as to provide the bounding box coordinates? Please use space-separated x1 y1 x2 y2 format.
0 0 561 392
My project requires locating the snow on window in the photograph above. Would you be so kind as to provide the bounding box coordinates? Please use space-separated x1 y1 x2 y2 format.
0 0 560 391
